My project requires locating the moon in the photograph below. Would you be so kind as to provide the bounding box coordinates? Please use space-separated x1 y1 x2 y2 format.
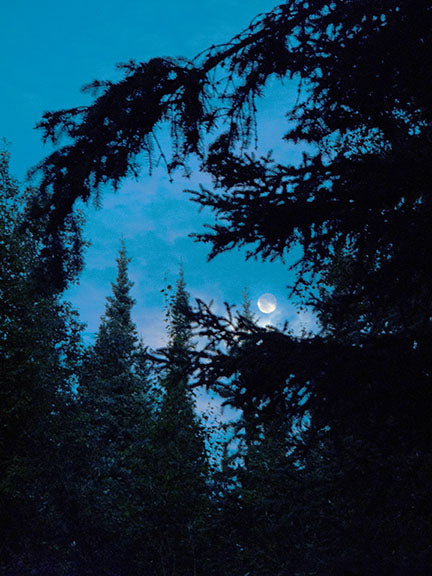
257 293 277 314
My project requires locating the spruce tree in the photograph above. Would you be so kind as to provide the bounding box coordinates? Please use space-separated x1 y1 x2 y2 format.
92 241 139 389
150 268 209 576
0 148 86 575
81 241 150 457
77 241 154 575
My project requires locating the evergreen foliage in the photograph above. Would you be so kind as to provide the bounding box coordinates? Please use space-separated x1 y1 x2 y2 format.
149 269 209 576
0 148 86 575
3 0 432 573
77 242 154 574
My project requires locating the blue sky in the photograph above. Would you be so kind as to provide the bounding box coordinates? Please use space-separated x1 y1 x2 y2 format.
1 0 319 351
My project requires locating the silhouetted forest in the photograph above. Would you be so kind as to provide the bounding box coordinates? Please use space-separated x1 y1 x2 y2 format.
1 1 432 574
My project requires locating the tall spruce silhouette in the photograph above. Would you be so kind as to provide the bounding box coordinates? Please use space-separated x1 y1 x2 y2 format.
0 149 87 575
150 268 209 576
78 241 153 574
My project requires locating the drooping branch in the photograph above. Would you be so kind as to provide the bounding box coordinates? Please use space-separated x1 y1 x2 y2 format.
186 296 432 448
27 0 432 306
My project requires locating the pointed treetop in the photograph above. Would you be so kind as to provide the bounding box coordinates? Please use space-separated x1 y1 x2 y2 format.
241 288 254 322
107 240 135 318
94 240 137 357
169 265 189 338
166 265 194 371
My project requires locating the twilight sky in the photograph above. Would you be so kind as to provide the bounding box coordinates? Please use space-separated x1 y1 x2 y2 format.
1 0 319 350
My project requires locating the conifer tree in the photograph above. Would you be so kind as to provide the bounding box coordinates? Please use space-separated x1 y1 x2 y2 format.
77 242 153 574
92 241 140 386
150 268 209 576
0 148 86 575
81 241 151 455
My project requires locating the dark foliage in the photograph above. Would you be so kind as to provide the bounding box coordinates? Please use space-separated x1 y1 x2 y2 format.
3 0 432 573
0 150 86 575
31 1 432 329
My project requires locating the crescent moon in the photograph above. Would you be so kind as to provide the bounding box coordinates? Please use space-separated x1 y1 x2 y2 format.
257 293 277 314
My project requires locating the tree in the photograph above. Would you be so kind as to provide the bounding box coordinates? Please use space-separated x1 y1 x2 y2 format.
0 148 86 575
77 242 154 575
27 1 432 571
150 269 209 576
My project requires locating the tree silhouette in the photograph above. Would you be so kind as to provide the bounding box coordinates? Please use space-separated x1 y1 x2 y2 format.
0 148 86 575
23 1 432 571
77 242 154 574
150 269 209 576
